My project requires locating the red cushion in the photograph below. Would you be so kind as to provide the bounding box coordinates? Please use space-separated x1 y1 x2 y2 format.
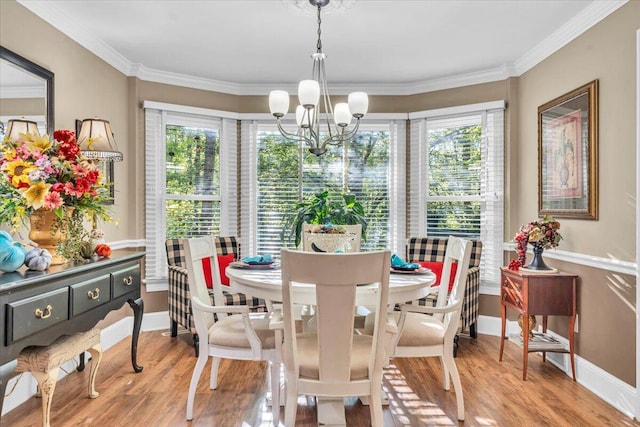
413 261 458 292
217 254 234 286
201 254 235 288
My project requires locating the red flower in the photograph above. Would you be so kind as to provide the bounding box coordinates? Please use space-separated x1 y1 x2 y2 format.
53 129 76 145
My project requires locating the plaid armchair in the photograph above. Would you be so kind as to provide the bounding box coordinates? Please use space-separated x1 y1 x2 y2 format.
166 236 268 355
406 237 483 343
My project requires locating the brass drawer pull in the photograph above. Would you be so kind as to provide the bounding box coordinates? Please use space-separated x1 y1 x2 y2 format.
87 288 100 300
122 275 133 286
35 304 53 319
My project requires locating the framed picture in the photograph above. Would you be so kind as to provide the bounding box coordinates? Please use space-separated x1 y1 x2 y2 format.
538 80 598 219
75 119 115 204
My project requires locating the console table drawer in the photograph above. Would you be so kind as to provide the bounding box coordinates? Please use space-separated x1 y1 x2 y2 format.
71 274 112 316
112 265 140 299
8 288 69 343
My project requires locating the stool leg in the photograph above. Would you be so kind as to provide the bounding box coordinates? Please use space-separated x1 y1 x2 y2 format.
87 344 103 399
31 367 59 427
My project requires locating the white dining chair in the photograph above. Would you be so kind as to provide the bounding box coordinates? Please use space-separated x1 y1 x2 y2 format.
273 249 394 427
183 235 281 425
390 235 472 421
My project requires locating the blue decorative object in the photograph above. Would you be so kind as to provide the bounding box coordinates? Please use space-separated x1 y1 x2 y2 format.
0 234 27 273
390 254 419 270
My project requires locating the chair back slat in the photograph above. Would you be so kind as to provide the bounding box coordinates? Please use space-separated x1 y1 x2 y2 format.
438 237 472 333
184 236 221 330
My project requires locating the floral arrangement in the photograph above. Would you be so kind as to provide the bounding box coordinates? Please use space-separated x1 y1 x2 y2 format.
0 130 112 260
509 215 562 270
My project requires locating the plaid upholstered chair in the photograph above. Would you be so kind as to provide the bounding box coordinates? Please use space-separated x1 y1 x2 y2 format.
166 236 268 356
406 237 483 355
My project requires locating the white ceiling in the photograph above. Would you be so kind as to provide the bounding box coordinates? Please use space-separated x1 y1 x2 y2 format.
17 0 626 95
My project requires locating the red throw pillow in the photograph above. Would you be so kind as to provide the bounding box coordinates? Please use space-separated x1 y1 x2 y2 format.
413 261 458 292
201 254 235 288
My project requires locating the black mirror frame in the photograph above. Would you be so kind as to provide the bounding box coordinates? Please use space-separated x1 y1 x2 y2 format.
0 45 55 136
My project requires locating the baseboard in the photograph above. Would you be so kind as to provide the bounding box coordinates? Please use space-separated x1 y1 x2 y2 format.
477 314 636 419
2 310 171 416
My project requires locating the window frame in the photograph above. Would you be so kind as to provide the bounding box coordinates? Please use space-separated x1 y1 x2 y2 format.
240 116 406 257
143 101 238 291
409 101 505 293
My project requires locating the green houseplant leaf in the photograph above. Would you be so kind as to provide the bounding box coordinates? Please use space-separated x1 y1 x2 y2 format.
282 191 368 248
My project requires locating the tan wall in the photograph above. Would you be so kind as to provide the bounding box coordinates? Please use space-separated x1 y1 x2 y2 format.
0 97 45 116
1 0 638 386
0 0 157 325
503 1 639 386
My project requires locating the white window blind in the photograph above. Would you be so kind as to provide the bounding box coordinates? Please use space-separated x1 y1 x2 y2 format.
409 104 504 290
144 104 237 290
241 120 400 258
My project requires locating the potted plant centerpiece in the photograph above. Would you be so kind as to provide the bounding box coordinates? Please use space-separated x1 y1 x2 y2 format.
282 191 368 252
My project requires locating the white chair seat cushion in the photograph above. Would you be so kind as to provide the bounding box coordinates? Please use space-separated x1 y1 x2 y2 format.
396 312 445 347
292 333 372 380
208 313 276 349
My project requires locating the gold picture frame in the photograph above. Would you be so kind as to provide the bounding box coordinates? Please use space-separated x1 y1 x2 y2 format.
538 80 598 220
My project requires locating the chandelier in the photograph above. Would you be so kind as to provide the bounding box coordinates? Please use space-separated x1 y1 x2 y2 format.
268 0 368 156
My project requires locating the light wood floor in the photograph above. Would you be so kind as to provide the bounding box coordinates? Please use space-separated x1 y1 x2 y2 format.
2 330 639 427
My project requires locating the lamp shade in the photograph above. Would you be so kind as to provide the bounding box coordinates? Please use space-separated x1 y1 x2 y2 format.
348 92 368 118
77 118 123 161
298 80 320 108
334 103 352 127
296 105 315 128
269 90 290 117
6 118 40 140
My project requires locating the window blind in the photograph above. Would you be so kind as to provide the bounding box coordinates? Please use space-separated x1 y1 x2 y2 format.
241 121 395 258
409 104 504 290
144 105 236 290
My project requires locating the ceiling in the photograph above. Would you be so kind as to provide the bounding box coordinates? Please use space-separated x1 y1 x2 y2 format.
17 0 626 95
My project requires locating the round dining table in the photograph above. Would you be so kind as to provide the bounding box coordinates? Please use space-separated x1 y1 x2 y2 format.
226 264 437 306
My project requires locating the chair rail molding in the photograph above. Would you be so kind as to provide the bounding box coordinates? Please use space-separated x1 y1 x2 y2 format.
502 242 637 276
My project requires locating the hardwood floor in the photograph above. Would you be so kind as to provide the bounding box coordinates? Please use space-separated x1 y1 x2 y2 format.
2 330 638 426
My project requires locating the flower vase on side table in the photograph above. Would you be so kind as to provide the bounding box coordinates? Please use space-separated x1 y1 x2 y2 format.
521 243 558 273
29 208 69 265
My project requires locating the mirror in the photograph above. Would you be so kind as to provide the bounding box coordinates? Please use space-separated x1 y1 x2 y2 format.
0 46 54 137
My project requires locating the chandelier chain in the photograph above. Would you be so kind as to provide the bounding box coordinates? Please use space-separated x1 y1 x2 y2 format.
316 4 322 53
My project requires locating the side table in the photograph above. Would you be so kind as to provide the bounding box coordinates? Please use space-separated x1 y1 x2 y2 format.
498 267 577 381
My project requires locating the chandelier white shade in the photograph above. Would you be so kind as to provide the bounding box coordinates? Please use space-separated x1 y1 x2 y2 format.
268 0 368 156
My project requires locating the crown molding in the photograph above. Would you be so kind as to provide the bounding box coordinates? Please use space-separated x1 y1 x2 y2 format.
18 0 629 96
18 0 133 76
514 0 628 74
0 86 45 99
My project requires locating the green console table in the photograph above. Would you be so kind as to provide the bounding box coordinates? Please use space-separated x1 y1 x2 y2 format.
0 250 145 418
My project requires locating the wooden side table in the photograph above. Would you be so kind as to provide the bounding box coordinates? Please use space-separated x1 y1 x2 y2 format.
498 267 577 381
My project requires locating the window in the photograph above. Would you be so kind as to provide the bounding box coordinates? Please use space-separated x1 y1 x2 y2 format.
241 119 406 258
409 102 504 291
144 102 238 290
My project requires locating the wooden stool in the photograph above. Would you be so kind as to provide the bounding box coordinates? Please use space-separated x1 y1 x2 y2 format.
15 327 102 427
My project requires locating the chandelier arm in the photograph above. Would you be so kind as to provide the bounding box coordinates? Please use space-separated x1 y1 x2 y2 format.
320 119 362 148
276 120 312 145
320 60 335 139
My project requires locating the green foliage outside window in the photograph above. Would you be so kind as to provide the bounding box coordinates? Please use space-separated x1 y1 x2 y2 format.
165 125 221 238
427 124 482 238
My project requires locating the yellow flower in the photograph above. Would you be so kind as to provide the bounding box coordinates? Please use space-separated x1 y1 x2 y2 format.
4 159 35 187
27 133 53 152
18 182 51 210
2 146 17 161
528 227 543 242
